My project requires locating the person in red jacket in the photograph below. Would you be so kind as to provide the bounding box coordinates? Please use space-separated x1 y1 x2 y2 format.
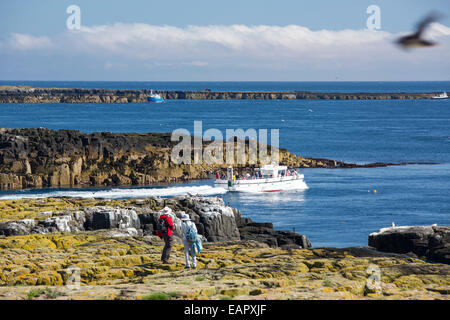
156 207 175 264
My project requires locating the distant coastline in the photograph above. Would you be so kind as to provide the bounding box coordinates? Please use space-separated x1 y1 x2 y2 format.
0 85 444 103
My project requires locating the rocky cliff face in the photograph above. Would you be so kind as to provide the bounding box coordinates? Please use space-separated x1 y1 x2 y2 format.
1 128 394 190
0 86 437 103
0 128 185 189
0 87 148 103
162 90 435 100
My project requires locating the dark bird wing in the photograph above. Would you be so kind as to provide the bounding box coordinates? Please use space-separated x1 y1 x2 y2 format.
395 12 443 49
415 13 441 37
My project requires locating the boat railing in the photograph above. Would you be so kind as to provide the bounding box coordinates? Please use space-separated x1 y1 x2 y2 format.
217 173 300 183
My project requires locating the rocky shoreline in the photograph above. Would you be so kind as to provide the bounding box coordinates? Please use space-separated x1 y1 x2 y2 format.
0 86 440 103
0 128 436 190
369 225 450 265
0 196 448 300
0 196 310 249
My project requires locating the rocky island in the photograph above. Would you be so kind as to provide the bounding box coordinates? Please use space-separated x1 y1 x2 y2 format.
0 196 448 300
0 85 441 103
0 128 435 190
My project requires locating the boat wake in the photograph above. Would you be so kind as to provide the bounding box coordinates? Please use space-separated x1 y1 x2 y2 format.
0 185 228 200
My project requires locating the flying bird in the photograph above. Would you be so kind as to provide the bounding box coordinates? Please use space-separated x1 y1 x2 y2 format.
396 13 442 49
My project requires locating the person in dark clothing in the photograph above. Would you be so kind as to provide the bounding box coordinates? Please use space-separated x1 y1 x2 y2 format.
155 207 175 264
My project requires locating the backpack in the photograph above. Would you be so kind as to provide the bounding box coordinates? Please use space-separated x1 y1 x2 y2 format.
157 216 169 233
193 237 203 254
186 222 198 242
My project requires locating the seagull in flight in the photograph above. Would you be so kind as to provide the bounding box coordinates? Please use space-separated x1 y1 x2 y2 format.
396 13 442 49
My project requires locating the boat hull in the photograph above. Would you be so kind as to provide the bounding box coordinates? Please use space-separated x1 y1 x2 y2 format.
214 176 308 193
148 97 164 103
432 93 448 99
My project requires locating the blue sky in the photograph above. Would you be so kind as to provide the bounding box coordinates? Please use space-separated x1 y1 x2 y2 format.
1 0 449 81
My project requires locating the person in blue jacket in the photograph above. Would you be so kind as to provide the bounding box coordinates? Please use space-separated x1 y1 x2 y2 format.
181 212 198 269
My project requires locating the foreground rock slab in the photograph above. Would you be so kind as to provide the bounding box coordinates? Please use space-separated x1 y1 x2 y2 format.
0 197 448 300
0 231 448 300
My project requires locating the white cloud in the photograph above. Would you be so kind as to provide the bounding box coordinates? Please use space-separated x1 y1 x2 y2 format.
426 22 450 38
66 23 394 59
6 23 450 58
2 22 449 80
8 33 53 50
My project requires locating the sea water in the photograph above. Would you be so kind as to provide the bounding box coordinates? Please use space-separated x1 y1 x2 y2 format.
0 81 449 247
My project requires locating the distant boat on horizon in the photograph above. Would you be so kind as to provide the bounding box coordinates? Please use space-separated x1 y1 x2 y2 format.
148 90 164 103
432 92 448 99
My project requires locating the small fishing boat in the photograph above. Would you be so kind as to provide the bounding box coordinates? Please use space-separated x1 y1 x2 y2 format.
214 164 308 193
432 92 448 99
148 90 164 103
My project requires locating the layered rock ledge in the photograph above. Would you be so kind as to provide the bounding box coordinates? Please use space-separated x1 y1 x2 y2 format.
0 196 311 249
0 86 440 103
0 128 435 190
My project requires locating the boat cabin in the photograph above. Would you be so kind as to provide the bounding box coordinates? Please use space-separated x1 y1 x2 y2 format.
259 164 288 178
224 164 290 181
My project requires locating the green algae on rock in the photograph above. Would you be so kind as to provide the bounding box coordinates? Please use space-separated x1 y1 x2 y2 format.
0 232 449 300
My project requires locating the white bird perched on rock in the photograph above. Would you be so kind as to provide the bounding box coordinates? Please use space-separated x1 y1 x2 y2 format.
391 221 396 227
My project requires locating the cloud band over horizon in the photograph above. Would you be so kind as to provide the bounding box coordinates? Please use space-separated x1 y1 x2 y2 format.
1 22 450 81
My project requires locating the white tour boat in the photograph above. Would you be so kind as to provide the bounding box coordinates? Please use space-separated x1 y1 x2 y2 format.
432 92 448 99
214 164 308 193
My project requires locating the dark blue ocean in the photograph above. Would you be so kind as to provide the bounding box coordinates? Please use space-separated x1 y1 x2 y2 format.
0 81 449 247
